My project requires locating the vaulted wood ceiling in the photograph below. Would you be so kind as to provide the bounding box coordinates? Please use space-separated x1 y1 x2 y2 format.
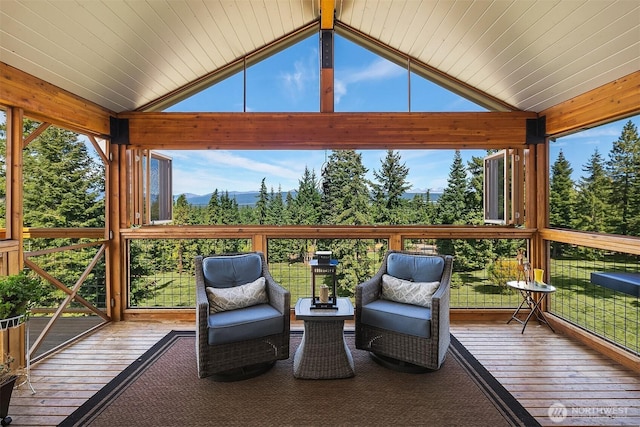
0 0 638 114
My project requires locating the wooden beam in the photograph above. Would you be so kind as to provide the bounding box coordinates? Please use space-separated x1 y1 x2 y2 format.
120 224 536 240
542 70 640 137
320 0 334 30
0 62 113 137
121 111 536 150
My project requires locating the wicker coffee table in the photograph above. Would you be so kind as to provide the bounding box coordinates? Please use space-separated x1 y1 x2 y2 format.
293 297 355 379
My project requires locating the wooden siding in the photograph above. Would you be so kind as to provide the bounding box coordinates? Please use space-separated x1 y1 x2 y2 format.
7 320 639 426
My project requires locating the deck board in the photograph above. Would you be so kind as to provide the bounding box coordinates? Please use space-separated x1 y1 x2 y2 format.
6 320 639 426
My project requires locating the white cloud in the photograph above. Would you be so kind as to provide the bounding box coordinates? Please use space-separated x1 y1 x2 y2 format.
335 58 405 104
280 50 317 101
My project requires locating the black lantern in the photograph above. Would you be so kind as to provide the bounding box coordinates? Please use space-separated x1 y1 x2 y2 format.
310 251 338 309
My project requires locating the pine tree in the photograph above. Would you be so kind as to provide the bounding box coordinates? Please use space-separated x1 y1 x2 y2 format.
407 191 435 224
291 166 322 225
289 167 322 261
320 150 374 296
371 150 411 224
321 150 371 225
206 189 220 224
255 178 269 225
549 150 575 228
574 149 610 233
465 154 485 217
436 150 468 225
549 150 576 257
266 186 290 261
172 194 191 272
607 120 640 236
267 186 285 225
21 122 104 228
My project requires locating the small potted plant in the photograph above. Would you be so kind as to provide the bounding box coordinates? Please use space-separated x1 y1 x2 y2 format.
0 354 21 426
0 271 44 322
0 271 44 375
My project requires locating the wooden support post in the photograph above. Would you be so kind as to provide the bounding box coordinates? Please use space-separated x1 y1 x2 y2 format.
6 107 24 274
320 0 334 113
107 143 124 321
389 233 402 251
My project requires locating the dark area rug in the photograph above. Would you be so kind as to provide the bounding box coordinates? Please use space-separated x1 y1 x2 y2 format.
61 330 539 427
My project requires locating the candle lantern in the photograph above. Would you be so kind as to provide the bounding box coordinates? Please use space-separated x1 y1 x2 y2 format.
310 251 338 309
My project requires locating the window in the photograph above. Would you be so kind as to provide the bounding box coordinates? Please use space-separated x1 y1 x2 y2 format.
484 149 523 225
144 151 172 223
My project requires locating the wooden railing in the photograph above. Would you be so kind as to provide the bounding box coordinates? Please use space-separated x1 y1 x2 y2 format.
6 224 639 363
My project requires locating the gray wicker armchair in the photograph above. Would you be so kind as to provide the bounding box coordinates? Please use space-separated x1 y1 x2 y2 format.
356 251 453 371
195 252 290 380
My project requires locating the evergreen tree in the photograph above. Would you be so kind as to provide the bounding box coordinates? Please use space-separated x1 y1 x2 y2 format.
21 122 104 228
267 186 285 225
465 154 485 221
321 150 371 225
172 194 191 273
371 150 411 224
549 150 576 229
173 194 191 225
255 178 269 225
607 120 640 236
320 150 374 296
219 191 241 252
407 191 435 224
267 186 290 262
436 150 468 225
549 150 576 257
289 167 322 261
206 189 220 224
574 149 610 233
435 151 467 258
291 167 322 225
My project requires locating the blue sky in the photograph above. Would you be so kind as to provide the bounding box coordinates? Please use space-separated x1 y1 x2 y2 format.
158 34 639 196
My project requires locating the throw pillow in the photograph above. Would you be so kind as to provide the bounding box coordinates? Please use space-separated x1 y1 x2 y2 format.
206 277 268 313
381 274 440 308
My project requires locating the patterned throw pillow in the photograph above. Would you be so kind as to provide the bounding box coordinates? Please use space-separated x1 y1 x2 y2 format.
206 277 268 313
381 274 440 308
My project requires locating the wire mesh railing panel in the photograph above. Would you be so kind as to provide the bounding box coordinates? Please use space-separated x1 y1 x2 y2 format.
127 238 251 308
266 238 386 303
405 238 528 308
549 247 639 356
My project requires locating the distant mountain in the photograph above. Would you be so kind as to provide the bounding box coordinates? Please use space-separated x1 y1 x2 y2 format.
176 191 441 207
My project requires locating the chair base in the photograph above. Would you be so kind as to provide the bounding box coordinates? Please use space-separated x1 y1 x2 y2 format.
209 361 276 382
369 352 434 374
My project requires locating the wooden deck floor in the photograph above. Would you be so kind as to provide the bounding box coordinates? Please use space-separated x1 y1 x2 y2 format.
7 320 640 426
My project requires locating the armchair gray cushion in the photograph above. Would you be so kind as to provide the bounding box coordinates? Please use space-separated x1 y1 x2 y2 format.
356 251 453 371
195 252 290 379
202 253 263 288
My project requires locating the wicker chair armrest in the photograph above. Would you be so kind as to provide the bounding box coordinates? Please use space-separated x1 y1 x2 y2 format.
430 255 452 344
195 256 210 336
356 275 382 307
265 275 291 315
